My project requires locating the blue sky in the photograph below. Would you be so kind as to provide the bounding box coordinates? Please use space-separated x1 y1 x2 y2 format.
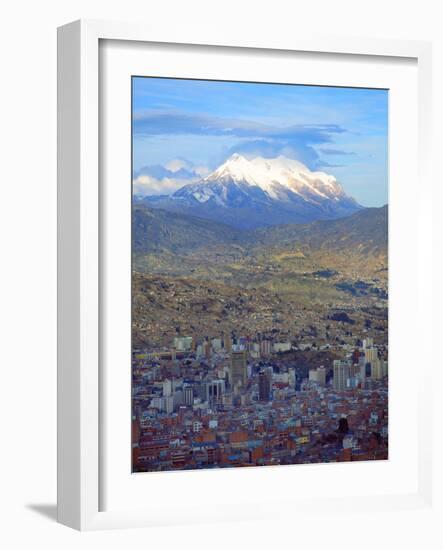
132 77 388 206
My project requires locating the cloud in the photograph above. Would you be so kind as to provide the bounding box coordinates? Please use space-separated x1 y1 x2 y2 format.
133 175 191 196
132 158 208 196
224 138 349 170
224 139 322 169
193 165 210 177
133 110 348 170
164 158 193 173
133 111 266 137
318 148 356 156
134 158 208 180
134 164 196 181
133 110 345 141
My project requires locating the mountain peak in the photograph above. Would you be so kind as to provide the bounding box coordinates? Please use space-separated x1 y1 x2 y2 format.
144 154 363 229
227 152 247 161
202 154 347 201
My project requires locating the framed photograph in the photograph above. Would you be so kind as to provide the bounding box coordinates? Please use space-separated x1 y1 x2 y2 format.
130 78 390 473
57 19 434 530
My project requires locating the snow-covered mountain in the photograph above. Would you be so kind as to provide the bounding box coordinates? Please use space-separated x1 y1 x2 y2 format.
142 154 363 229
174 153 354 205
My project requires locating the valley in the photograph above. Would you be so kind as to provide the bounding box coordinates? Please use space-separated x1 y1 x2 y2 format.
133 203 388 308
132 203 388 351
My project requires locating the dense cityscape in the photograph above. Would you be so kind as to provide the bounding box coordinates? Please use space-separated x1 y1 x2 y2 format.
132 329 388 472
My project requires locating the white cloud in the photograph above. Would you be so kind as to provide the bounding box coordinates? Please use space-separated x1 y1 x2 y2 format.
164 158 193 173
133 175 193 196
193 165 210 177
133 158 211 196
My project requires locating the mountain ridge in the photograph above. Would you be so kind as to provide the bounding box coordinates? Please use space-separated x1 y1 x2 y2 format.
132 203 388 312
133 202 387 257
139 154 363 229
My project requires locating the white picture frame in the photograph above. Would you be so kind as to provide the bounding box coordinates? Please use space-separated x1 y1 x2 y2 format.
57 19 434 531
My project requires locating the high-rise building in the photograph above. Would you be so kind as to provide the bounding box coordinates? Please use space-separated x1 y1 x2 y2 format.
309 366 326 386
250 342 261 359
317 366 327 386
258 370 271 400
350 363 360 378
230 350 247 388
260 339 272 357
359 355 371 381
173 390 183 408
333 360 351 391
364 347 380 379
371 358 383 380
164 395 174 414
205 379 225 402
183 385 193 406
288 368 296 388
364 347 378 364
150 396 163 410
163 378 172 397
